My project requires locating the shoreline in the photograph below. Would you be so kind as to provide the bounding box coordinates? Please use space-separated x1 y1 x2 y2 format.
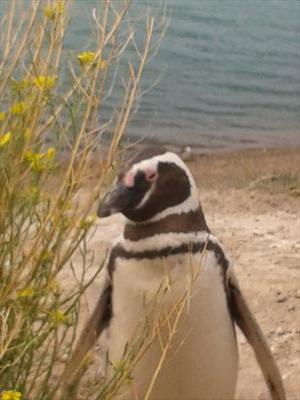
124 124 300 153
98 130 300 156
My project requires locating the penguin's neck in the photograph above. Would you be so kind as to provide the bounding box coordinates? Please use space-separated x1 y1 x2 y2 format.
124 207 210 241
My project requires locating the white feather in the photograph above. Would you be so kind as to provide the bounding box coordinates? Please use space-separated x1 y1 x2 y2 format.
121 231 212 253
107 248 238 400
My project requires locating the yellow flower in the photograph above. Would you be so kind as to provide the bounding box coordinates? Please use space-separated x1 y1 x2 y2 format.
0 391 22 400
24 150 45 172
49 310 68 327
33 75 57 91
0 111 6 122
44 2 64 20
10 102 28 115
46 147 56 160
0 132 11 148
44 6 56 19
24 147 56 172
18 287 35 298
77 51 97 65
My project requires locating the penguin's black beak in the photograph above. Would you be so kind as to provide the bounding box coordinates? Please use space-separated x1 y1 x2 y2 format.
97 183 133 218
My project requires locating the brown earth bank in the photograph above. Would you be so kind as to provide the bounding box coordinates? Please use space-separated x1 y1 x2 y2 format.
68 147 300 400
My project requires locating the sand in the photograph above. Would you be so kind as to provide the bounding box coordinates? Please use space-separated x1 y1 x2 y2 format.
68 147 300 399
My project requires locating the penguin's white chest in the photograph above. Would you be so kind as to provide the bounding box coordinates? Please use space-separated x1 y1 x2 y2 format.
107 250 238 400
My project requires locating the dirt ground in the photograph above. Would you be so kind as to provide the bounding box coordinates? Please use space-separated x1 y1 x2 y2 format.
70 147 300 400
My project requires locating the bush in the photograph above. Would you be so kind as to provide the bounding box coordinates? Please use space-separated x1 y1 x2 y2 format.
0 1 164 398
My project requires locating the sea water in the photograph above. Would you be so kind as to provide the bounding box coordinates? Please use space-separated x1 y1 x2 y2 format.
5 0 300 149
70 0 299 149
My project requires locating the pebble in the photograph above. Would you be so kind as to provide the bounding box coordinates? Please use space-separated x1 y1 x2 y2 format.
275 326 286 336
276 293 287 303
181 146 193 161
287 305 295 312
295 289 300 299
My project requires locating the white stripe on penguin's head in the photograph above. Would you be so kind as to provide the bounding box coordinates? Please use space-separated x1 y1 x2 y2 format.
98 148 199 223
124 152 199 221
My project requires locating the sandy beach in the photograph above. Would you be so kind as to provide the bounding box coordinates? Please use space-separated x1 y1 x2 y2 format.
68 146 300 399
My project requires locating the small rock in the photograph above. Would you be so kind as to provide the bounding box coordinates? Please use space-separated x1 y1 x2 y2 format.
275 326 286 336
295 289 300 299
181 146 193 161
276 293 287 303
287 305 295 312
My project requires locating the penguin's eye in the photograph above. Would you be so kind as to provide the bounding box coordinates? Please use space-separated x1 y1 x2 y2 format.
144 169 158 183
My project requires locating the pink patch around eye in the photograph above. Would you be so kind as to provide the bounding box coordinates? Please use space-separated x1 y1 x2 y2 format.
123 171 135 188
144 168 158 182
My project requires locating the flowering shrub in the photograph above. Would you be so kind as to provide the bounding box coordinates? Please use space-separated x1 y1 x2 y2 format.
0 391 22 400
0 1 163 399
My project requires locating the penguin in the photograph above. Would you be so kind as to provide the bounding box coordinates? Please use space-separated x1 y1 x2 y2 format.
62 146 286 400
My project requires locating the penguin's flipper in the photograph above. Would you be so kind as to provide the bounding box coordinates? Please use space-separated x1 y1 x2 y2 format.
228 274 286 400
61 250 114 395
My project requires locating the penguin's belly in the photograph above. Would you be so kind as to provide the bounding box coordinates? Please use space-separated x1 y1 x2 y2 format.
107 251 238 400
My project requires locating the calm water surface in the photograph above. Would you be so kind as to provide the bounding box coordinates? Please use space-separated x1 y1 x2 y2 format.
16 1 300 149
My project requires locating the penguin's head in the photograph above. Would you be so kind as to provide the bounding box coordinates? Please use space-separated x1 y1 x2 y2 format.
97 146 199 223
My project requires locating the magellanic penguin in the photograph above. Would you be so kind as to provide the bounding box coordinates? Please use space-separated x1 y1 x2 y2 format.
63 146 286 400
